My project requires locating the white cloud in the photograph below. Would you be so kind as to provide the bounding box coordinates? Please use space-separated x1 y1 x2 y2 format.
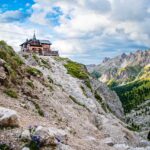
110 0 150 21
0 0 149 64
0 23 37 51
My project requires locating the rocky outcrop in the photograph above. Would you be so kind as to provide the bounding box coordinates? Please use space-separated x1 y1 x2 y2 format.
0 107 19 127
0 59 6 83
91 79 124 119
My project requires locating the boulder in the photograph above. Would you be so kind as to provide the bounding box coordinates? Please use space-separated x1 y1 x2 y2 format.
21 129 31 141
114 144 129 150
58 143 74 150
102 137 114 146
0 58 5 66
34 126 68 146
0 107 19 127
48 127 68 144
34 126 57 146
0 67 6 81
22 147 30 150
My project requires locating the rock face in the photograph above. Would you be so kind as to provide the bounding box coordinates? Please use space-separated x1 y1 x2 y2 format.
91 79 124 119
0 107 19 127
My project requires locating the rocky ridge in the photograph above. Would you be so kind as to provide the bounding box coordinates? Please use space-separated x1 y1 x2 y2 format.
87 50 150 85
0 41 150 149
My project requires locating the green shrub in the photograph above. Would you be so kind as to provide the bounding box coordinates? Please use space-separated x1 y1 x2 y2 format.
4 89 18 98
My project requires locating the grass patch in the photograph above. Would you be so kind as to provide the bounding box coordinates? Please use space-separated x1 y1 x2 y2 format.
94 91 108 112
4 89 18 98
54 56 69 62
84 80 92 91
0 40 24 85
22 54 29 59
64 60 92 91
64 60 89 80
69 95 86 108
80 86 87 97
28 99 44 117
0 41 23 69
26 67 42 77
40 58 50 69
32 54 40 63
26 81 34 89
126 123 140 132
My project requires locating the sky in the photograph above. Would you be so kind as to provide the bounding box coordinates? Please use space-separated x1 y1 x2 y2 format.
0 0 150 64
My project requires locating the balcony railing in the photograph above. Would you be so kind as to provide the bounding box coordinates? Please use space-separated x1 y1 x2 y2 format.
43 51 59 56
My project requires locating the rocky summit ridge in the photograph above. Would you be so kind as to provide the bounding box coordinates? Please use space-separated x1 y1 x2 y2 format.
0 41 150 150
88 50 150 85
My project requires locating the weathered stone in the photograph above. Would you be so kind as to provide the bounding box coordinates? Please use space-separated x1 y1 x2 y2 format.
22 147 30 150
34 126 68 146
0 67 6 81
35 126 58 146
0 58 5 66
139 140 150 147
0 107 19 127
102 137 114 146
48 127 68 144
21 129 31 141
58 143 73 150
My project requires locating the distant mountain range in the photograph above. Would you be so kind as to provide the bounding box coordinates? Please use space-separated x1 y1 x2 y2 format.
87 50 150 86
87 50 150 136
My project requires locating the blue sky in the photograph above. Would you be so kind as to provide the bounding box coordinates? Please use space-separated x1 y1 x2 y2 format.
0 0 150 64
